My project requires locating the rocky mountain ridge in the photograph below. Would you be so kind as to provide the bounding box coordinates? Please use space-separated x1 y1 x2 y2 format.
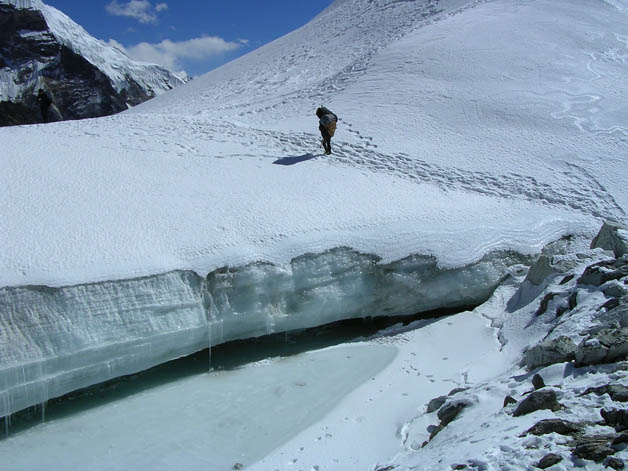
0 0 187 126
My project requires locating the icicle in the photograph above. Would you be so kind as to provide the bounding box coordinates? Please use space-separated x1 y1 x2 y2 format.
41 401 46 423
208 320 212 372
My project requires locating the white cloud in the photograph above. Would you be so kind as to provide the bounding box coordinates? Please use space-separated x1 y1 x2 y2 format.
108 36 247 72
105 1 168 24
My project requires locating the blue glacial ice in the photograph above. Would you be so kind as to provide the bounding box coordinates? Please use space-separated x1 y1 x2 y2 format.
0 247 531 418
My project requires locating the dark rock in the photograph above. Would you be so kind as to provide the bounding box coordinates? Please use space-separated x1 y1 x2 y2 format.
578 259 628 287
448 387 468 396
233 464 244 470
591 222 628 258
503 395 517 407
604 284 628 299
575 329 628 367
605 457 625 470
0 2 185 127
582 384 628 402
573 436 616 462
523 336 576 370
429 424 444 440
513 390 561 417
536 292 559 316
525 419 580 436
437 400 471 426
602 409 628 432
374 466 396 471
451 465 468 470
537 453 563 469
559 274 575 285
426 395 447 413
602 298 622 311
568 291 578 310
532 374 546 390
612 433 628 447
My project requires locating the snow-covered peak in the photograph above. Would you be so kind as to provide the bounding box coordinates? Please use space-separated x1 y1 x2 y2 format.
0 0 186 97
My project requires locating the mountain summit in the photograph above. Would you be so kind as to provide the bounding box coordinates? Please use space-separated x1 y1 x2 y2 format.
0 0 187 126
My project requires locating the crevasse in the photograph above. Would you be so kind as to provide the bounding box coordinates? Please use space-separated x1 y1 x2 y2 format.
0 247 530 418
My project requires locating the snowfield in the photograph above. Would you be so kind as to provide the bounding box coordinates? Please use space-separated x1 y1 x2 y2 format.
1 0 628 469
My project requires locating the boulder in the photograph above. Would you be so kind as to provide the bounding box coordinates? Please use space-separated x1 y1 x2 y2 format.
513 390 562 417
532 374 546 390
523 336 576 370
591 222 628 258
575 329 628 367
605 457 625 470
537 453 563 469
578 260 628 287
427 395 447 413
573 436 616 462
437 399 472 426
525 418 580 436
601 409 628 432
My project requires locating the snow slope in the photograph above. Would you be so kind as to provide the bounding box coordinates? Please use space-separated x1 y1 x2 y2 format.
1 0 627 429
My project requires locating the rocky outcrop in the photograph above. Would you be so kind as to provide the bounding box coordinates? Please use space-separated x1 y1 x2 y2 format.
591 222 628 259
0 1 186 126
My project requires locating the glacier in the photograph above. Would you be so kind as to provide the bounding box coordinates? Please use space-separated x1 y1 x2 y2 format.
1 2 627 468
0 247 531 418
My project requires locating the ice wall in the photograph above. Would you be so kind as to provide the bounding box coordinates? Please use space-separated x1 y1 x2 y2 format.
0 247 529 418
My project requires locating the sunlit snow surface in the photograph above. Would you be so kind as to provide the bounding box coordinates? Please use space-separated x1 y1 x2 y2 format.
1 0 628 468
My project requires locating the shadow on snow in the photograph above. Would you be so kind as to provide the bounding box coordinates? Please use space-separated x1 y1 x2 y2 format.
273 153 319 166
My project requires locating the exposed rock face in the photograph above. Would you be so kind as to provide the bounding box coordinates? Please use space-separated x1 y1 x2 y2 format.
591 222 628 259
575 329 628 367
0 0 187 126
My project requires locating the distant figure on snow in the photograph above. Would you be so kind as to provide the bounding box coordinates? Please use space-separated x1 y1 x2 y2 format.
37 88 52 123
316 106 338 155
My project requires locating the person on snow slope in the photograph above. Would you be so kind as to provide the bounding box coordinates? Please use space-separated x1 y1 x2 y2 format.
316 106 338 155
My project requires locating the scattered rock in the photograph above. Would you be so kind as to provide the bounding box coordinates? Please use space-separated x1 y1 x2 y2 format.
525 418 580 436
427 395 447 413
523 336 576 370
375 466 396 471
532 374 546 390
451 465 468 470
575 329 628 367
605 457 625 470
448 387 468 396
233 464 244 470
537 453 563 469
578 260 628 287
602 409 628 432
503 395 517 407
513 390 561 417
573 436 616 462
437 400 471 426
582 384 628 402
591 222 628 258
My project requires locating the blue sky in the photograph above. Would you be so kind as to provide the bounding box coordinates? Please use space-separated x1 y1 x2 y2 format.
43 1 334 77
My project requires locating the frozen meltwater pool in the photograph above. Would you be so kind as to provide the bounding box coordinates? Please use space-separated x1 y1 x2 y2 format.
0 342 396 470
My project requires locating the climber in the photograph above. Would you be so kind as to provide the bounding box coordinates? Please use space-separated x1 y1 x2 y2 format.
316 106 338 155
